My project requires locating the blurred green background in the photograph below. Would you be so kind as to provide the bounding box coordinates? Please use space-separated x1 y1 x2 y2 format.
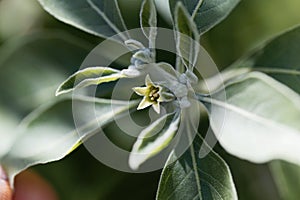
0 0 299 199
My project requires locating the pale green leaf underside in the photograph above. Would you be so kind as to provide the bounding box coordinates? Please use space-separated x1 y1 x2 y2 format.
129 112 180 170
140 0 157 49
56 67 126 96
168 0 240 34
175 3 199 71
200 72 300 165
38 0 129 41
156 133 237 200
236 26 300 199
1 96 138 183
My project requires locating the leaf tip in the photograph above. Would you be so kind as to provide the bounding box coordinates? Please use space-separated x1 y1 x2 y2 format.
174 1 185 13
55 80 73 96
55 87 65 96
55 86 72 97
128 153 143 170
55 89 62 97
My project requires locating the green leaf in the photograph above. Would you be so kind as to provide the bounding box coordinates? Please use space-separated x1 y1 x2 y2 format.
129 112 180 170
156 0 240 34
56 67 127 96
0 32 101 185
156 62 180 80
0 31 92 160
140 0 157 49
156 133 237 200
270 161 300 200
0 32 93 114
1 96 138 183
174 3 200 72
234 25 300 94
0 106 19 158
199 26 300 94
34 147 126 200
199 72 300 165
38 0 129 41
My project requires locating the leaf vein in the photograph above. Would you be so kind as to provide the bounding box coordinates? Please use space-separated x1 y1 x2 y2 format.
86 0 128 41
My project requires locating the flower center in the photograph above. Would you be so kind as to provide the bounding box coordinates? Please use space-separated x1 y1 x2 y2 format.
149 86 160 102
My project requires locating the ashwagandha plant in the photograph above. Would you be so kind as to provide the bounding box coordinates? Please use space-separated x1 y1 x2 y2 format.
1 0 300 199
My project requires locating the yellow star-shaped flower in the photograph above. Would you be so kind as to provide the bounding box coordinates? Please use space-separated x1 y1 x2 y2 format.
133 75 173 114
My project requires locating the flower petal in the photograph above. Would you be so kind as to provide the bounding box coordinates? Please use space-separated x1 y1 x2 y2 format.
137 97 153 110
133 86 148 96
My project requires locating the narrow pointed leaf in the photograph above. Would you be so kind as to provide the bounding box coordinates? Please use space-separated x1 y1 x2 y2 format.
0 32 93 114
1 96 138 183
0 32 109 186
156 0 240 34
174 3 200 71
129 112 180 170
203 26 300 94
0 31 92 157
56 67 126 96
234 25 300 94
140 0 157 49
200 72 300 165
38 0 129 41
157 133 237 200
0 31 92 159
